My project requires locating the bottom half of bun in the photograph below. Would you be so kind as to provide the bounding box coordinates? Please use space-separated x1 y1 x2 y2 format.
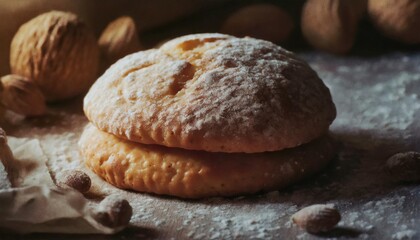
79 124 335 199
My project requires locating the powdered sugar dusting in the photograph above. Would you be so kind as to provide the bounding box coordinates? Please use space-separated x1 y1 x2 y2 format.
85 34 335 153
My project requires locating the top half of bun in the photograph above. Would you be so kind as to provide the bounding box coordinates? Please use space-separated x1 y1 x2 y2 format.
84 33 336 153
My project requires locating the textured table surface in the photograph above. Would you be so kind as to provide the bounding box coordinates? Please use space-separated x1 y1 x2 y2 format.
2 51 420 240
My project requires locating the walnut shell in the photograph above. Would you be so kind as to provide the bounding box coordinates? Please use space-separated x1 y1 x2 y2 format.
98 16 141 68
292 204 341 233
1 74 46 116
368 0 420 44
10 11 99 102
221 4 294 43
301 0 367 54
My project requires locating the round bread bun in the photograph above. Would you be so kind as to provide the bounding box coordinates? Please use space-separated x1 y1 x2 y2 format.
79 124 335 199
84 33 336 153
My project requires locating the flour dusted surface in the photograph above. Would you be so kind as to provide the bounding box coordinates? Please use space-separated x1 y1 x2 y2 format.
3 52 420 239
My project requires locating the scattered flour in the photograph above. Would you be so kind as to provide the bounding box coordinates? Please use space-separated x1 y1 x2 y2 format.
392 230 417 240
2 52 420 239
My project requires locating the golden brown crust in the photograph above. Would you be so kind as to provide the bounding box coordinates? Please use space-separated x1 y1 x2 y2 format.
79 124 335 199
84 34 336 153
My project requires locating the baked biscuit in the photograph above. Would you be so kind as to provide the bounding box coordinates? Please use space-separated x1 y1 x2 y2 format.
79 124 335 199
84 33 336 153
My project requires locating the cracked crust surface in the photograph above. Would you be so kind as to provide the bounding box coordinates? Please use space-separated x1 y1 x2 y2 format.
79 124 335 199
84 33 336 153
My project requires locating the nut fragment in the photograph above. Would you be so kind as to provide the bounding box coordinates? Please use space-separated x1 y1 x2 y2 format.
93 195 133 228
56 170 91 193
301 0 367 54
10 11 99 101
98 16 141 67
221 4 294 43
386 151 420 183
1 74 46 116
368 0 420 44
0 128 16 186
292 204 341 233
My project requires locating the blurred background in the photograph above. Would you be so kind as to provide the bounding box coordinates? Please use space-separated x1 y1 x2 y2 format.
1 0 419 77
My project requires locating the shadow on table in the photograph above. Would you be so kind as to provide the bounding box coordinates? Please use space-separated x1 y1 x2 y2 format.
314 226 368 238
0 226 158 240
281 130 416 202
198 129 419 207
